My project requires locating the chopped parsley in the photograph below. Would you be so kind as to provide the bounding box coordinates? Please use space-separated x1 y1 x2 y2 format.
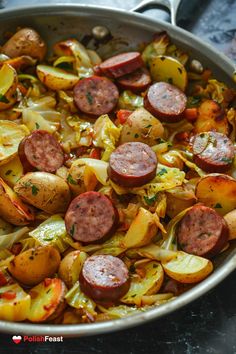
144 195 157 206
214 203 222 209
221 157 233 163
145 124 152 129
134 133 139 138
167 78 173 84
35 122 40 129
67 174 77 185
157 168 168 176
70 224 75 237
5 170 12 176
31 185 39 196
0 94 9 103
187 96 201 108
86 91 93 105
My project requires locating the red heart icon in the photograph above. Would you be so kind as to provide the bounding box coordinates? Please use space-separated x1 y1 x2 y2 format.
12 335 22 344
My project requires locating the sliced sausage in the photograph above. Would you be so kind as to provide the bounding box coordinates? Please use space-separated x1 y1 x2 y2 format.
99 52 143 78
73 76 119 116
79 255 130 301
18 130 64 173
117 67 151 93
108 142 157 187
65 191 118 243
177 204 229 258
144 82 187 123
191 131 235 173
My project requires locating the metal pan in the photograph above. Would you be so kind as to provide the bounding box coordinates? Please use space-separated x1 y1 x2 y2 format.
0 2 235 337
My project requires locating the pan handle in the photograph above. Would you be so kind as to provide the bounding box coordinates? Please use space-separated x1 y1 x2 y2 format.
130 0 181 26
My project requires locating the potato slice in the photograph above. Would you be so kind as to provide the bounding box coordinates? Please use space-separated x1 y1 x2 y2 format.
195 174 236 216
58 250 87 288
0 283 31 321
150 55 188 91
14 172 71 214
224 209 236 240
194 100 229 135
8 245 61 286
162 251 213 283
0 64 18 111
28 278 67 322
0 177 35 225
122 207 157 249
121 261 164 306
0 120 28 165
0 156 23 187
119 107 164 146
37 65 79 90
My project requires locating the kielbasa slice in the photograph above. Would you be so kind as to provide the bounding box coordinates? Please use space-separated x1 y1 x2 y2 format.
191 131 234 173
99 52 143 78
117 67 151 93
18 130 64 173
79 255 130 301
144 82 187 123
73 76 119 116
177 205 229 258
65 191 118 243
108 142 157 187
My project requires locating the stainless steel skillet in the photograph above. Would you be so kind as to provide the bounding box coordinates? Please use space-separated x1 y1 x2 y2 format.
0 2 235 337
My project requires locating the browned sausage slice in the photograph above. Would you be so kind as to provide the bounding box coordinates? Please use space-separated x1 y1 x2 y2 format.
18 130 64 173
65 191 118 243
117 67 151 93
177 205 229 258
73 76 119 115
144 82 187 123
191 131 235 172
108 142 157 187
79 255 130 301
99 52 143 78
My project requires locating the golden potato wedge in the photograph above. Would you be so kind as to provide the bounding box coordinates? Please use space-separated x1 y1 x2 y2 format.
8 245 61 286
14 172 71 214
37 65 79 90
58 250 87 289
121 261 164 306
122 207 157 249
224 209 236 240
162 251 213 283
0 120 28 165
0 177 35 225
0 283 31 321
119 107 164 146
150 55 188 91
195 174 236 216
28 278 67 322
1 28 47 61
194 100 229 135
0 156 23 187
0 64 18 111
67 160 97 196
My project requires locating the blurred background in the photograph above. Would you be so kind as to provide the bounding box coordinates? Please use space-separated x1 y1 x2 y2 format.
0 0 235 61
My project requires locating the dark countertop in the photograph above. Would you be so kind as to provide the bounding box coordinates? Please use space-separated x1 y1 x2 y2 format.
0 0 236 353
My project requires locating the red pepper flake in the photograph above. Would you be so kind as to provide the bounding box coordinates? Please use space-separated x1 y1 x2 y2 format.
89 147 101 160
0 291 16 300
116 109 132 125
44 278 52 287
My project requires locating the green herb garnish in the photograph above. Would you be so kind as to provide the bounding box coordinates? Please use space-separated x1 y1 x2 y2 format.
31 185 39 196
144 195 157 205
86 91 93 105
67 174 77 185
5 170 12 176
157 168 168 176
214 203 222 209
0 94 9 103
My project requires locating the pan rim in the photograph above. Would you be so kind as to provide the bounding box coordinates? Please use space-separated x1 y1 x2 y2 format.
0 3 235 336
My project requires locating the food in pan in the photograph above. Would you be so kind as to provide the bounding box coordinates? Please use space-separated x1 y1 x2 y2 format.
0 27 235 323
